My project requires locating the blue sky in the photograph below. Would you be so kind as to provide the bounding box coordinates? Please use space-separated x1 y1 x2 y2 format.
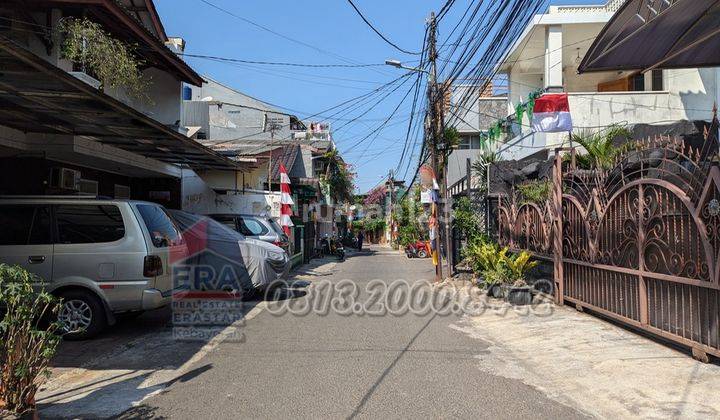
156 0 601 192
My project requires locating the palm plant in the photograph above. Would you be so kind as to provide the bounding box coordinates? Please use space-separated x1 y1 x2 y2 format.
571 125 633 170
471 149 501 176
471 149 501 193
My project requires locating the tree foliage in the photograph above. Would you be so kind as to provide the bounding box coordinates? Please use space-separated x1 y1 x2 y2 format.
453 197 485 247
320 150 356 204
59 17 150 103
394 186 426 246
363 184 387 206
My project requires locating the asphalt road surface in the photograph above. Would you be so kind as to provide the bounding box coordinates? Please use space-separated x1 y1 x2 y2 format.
122 246 586 419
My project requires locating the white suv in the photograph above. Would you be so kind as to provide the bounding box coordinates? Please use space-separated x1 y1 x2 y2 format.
0 197 187 339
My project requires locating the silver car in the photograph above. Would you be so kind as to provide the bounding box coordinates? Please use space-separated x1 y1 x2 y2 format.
209 214 290 251
0 197 187 339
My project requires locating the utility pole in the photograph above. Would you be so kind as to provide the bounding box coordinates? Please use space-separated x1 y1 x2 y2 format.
387 169 394 244
427 11 444 282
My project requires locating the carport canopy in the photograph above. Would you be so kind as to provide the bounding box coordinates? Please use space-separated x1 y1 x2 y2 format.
0 36 244 171
578 0 720 73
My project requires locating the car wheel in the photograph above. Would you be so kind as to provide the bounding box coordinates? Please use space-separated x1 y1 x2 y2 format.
57 290 107 340
417 249 428 258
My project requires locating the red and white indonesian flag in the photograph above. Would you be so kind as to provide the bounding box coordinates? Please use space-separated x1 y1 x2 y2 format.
279 163 294 236
532 93 573 133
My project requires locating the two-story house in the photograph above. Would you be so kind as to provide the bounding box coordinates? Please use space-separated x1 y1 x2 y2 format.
445 82 507 186
180 77 336 213
0 0 243 208
497 0 716 160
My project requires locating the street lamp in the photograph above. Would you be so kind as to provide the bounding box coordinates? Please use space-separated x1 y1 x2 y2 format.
385 59 429 74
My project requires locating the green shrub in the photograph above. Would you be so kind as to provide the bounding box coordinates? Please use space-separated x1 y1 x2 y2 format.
517 180 551 204
453 197 486 247
364 218 386 233
0 265 62 415
464 244 537 288
463 240 500 275
570 125 634 170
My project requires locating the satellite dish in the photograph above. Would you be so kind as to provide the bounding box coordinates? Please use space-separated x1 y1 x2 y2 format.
350 205 357 211
201 96 213 102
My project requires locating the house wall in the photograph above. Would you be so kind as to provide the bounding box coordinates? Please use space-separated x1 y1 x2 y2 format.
181 169 282 217
449 85 480 132
446 98 508 186
135 68 182 125
188 79 293 143
502 16 719 161
23 9 184 127
290 147 314 179
182 101 211 135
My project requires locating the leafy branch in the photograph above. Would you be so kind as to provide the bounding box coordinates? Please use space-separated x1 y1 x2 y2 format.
320 150 356 203
58 17 152 103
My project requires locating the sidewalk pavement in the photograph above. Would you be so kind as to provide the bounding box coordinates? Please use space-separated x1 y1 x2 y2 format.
451 292 720 418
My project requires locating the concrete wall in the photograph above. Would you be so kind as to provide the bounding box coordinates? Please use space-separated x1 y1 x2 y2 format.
446 150 475 187
105 67 182 125
182 101 211 135
181 169 281 217
188 79 293 143
446 93 507 186
449 85 480 131
290 147 314 179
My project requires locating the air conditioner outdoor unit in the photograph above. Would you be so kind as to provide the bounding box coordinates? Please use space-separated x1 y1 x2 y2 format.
77 179 99 196
50 167 81 191
114 184 131 199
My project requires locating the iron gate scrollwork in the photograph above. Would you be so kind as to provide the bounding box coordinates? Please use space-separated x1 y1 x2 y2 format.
497 118 720 358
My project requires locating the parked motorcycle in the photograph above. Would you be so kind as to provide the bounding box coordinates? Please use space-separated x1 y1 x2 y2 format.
320 235 345 261
342 232 358 249
404 240 431 258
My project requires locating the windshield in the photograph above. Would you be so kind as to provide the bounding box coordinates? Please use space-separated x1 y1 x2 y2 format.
269 218 288 238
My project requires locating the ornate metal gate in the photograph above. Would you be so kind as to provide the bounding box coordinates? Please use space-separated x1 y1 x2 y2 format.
498 120 720 359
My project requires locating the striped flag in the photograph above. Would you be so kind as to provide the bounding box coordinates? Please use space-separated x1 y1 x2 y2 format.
279 163 294 236
532 93 573 133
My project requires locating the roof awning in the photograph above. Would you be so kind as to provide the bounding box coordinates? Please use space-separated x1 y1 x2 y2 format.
20 0 203 86
0 36 244 171
579 0 720 73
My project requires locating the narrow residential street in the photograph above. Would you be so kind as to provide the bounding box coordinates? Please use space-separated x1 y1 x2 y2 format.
6 0 720 419
119 246 584 419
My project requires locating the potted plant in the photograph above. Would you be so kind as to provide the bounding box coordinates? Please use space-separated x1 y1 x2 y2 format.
472 244 510 298
0 264 62 418
483 266 508 298
463 241 497 290
503 251 538 305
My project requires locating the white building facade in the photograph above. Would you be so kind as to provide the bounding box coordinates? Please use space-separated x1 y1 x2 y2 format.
499 0 718 160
